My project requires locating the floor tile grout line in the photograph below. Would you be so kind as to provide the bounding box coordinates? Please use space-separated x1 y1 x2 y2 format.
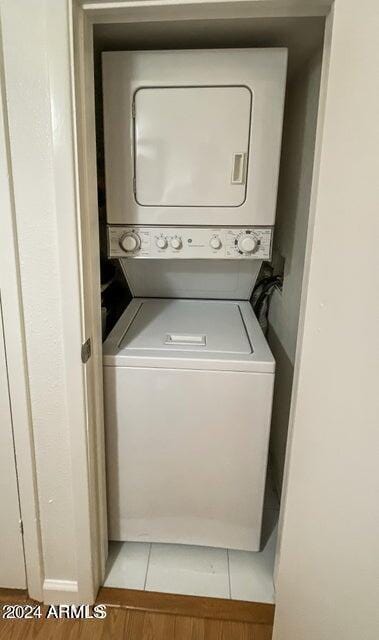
114 539 278 600
143 543 152 590
226 549 232 600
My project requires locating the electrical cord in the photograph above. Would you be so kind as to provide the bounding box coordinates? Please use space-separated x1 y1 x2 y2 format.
252 274 283 334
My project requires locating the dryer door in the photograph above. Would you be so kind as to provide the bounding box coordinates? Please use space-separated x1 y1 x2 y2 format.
134 86 252 208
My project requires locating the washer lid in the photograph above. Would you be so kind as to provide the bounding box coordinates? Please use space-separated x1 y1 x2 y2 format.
118 299 252 356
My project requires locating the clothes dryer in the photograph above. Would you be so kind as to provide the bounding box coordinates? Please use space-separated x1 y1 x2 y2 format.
102 48 287 298
103 48 287 228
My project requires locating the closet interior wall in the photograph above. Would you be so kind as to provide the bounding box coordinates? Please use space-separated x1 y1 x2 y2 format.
268 48 323 495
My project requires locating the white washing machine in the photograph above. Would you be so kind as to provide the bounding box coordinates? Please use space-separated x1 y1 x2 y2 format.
102 48 287 551
103 298 275 552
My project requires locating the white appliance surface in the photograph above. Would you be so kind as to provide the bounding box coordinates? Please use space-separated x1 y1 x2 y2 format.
103 299 275 551
102 48 281 552
103 298 275 372
119 257 263 300
108 226 273 260
109 226 272 299
134 86 251 207
102 48 287 227
120 299 251 354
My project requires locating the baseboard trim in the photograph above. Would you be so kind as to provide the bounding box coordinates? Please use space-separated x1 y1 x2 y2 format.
97 587 275 624
43 579 79 604
43 579 78 593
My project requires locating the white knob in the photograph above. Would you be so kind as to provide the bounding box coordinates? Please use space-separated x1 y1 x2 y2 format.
210 236 222 250
170 237 182 250
156 236 168 249
120 232 140 253
238 234 258 254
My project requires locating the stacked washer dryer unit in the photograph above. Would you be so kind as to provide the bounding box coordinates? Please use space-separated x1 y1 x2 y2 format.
102 49 287 552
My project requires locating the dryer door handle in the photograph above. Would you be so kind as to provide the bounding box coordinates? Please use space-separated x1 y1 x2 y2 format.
231 152 247 184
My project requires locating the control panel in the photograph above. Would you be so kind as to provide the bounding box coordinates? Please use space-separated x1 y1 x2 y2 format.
108 226 273 260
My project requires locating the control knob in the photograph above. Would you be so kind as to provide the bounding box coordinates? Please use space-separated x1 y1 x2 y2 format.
237 233 258 255
156 236 168 249
119 231 141 253
170 237 182 250
210 236 222 250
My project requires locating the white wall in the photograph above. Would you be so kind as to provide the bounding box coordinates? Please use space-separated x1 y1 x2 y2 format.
269 49 322 493
0 12 44 598
0 0 99 603
0 300 26 588
274 1 379 638
0 0 77 587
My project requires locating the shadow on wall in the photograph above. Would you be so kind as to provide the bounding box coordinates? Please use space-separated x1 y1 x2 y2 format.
268 48 323 496
268 328 294 498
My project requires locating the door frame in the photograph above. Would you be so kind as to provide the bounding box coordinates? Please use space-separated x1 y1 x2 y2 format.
1 0 335 610
70 0 334 602
0 15 43 600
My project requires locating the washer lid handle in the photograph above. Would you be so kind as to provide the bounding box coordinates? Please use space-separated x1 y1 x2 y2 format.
165 333 206 346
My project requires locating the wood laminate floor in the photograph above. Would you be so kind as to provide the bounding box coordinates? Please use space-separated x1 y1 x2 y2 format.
0 609 273 639
0 589 273 639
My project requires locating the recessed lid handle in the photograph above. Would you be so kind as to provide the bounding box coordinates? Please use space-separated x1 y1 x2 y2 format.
165 333 206 346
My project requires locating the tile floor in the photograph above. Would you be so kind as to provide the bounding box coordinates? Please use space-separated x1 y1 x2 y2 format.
104 477 279 603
